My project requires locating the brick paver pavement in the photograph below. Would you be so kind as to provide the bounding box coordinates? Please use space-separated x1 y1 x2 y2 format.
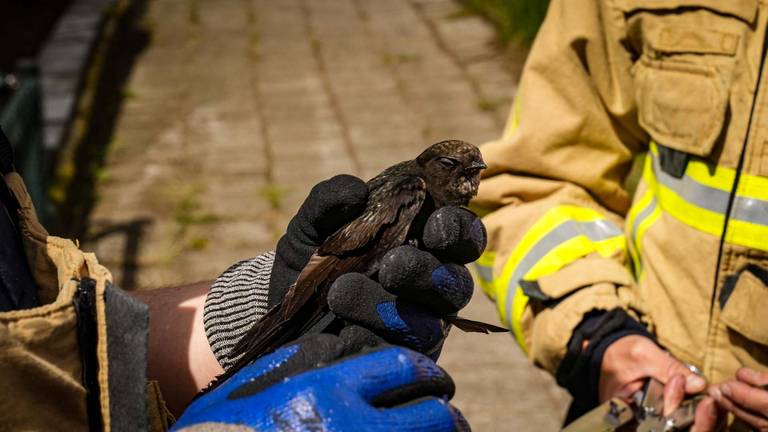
86 0 570 429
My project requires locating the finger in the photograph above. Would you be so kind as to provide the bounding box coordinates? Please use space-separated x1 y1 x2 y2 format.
711 383 768 431
638 344 707 393
736 367 768 388
379 398 469 432
379 245 473 314
227 333 345 399
332 347 455 402
422 206 487 264
295 174 369 241
719 381 768 417
339 324 387 355
663 374 686 416
690 397 722 432
270 176 368 306
328 273 446 353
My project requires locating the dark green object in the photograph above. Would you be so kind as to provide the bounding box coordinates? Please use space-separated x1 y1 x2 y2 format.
461 0 550 45
0 64 47 221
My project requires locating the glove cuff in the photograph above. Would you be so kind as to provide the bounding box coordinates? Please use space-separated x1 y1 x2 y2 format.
204 251 275 370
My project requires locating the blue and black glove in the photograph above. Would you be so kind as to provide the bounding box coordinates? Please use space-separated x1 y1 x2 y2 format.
174 331 469 431
269 175 486 358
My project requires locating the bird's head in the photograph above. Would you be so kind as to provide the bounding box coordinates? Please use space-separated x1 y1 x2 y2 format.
416 140 486 207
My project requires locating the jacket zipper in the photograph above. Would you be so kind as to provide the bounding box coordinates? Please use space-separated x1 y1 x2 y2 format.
709 27 768 317
74 277 104 431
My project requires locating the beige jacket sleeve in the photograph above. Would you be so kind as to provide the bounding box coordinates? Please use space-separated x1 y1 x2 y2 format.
474 0 651 373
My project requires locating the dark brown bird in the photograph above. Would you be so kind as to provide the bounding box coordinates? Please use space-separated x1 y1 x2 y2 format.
205 140 504 392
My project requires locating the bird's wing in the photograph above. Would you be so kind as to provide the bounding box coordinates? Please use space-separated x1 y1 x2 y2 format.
319 175 427 256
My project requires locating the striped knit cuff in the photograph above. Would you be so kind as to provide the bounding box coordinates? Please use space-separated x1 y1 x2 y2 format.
204 251 274 370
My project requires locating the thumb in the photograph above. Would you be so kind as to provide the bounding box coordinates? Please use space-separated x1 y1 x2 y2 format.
640 344 707 414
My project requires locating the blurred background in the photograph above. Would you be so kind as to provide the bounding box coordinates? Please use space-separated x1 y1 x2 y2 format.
1 0 568 429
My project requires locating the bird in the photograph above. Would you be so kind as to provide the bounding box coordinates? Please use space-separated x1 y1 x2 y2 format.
203 140 505 393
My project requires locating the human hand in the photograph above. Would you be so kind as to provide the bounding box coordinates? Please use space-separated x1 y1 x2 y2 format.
269 174 369 308
268 174 487 358
327 206 486 358
599 335 708 414
173 331 469 432
708 367 768 431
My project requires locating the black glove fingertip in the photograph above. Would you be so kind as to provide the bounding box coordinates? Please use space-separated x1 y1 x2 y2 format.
339 325 387 355
379 246 440 297
423 207 486 264
302 174 368 239
430 263 473 313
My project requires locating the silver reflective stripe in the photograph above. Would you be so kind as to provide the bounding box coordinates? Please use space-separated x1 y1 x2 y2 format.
732 196 768 225
475 263 493 282
504 218 622 323
651 153 730 215
631 197 658 250
650 151 768 226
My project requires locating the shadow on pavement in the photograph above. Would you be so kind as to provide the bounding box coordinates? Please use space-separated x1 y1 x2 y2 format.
55 0 150 241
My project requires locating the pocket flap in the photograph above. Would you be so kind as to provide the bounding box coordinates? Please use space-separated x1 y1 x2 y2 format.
635 58 728 157
651 27 739 56
721 268 768 346
617 0 758 23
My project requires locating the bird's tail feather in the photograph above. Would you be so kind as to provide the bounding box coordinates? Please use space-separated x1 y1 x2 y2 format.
447 316 507 333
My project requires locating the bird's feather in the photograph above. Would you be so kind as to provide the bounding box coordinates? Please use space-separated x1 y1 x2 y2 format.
447 316 508 333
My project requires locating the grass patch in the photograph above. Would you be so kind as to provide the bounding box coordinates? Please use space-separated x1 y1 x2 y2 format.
187 236 209 251
121 88 137 100
460 0 549 46
172 184 218 237
260 183 288 211
382 52 421 66
188 0 200 25
476 96 509 112
248 32 260 60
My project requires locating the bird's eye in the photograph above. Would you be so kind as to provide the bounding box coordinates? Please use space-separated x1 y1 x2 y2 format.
437 157 457 169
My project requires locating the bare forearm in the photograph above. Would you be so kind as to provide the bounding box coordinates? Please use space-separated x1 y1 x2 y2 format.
128 281 223 417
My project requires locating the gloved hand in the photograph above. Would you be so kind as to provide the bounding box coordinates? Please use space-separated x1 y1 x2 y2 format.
327 206 485 358
269 174 369 308
269 175 486 358
174 331 469 432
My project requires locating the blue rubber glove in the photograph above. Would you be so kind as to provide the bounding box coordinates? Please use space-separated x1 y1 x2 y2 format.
174 332 469 432
327 206 486 358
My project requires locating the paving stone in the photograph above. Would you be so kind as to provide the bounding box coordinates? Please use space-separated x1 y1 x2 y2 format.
82 0 569 428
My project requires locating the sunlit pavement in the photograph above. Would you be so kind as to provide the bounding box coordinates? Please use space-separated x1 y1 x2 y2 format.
85 0 569 429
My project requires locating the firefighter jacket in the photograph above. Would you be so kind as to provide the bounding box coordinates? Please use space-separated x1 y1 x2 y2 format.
0 171 173 431
474 0 768 395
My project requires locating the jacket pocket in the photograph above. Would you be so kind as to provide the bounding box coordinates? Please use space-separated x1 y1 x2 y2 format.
622 2 747 158
634 57 729 157
720 265 768 346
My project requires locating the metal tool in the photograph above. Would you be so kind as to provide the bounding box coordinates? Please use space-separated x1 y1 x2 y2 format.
562 378 703 432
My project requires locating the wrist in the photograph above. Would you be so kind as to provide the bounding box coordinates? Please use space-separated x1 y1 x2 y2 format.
557 308 654 424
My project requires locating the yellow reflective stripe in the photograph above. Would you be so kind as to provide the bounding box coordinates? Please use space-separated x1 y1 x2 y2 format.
654 183 726 237
495 205 625 352
737 173 768 201
726 219 768 251
508 234 626 350
650 144 735 192
626 157 656 274
474 251 496 299
685 160 735 192
501 93 521 140
633 200 661 281
648 142 768 252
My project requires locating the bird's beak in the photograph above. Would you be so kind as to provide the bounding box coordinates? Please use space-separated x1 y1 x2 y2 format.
468 161 487 171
